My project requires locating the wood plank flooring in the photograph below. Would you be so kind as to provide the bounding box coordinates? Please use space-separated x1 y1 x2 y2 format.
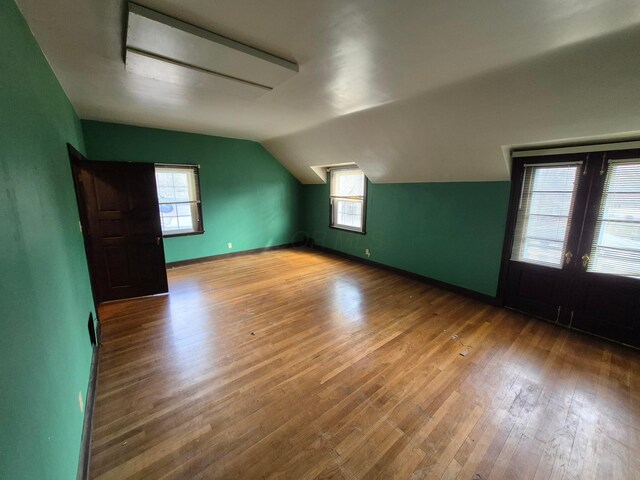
90 248 640 479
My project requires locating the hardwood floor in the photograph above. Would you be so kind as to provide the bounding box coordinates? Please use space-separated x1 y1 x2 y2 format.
90 248 640 480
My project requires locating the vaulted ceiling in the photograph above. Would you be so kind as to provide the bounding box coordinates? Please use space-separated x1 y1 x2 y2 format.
15 0 640 183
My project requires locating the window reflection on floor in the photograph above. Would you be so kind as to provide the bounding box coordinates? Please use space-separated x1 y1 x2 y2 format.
332 277 364 325
165 286 216 381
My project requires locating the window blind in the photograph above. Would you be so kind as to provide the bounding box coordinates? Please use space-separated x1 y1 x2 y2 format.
588 160 640 278
511 163 580 268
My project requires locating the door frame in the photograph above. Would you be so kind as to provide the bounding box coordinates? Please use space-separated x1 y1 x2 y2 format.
68 144 101 308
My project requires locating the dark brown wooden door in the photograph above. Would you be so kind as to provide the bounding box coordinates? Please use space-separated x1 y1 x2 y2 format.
503 154 589 326
569 150 640 346
503 150 640 347
69 146 168 303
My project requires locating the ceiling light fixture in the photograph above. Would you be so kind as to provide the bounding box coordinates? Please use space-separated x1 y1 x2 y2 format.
125 2 298 99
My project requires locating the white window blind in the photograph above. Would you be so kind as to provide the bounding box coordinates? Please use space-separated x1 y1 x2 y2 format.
588 160 640 278
155 165 202 235
330 168 366 232
511 164 580 268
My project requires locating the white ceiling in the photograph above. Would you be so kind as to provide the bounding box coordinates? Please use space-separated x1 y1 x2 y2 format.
15 0 640 183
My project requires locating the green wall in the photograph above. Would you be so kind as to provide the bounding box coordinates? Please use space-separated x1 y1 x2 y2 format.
0 2 96 479
82 121 303 263
302 180 510 296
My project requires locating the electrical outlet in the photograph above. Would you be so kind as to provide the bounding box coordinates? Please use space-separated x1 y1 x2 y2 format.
365 248 371 257
228 242 233 249
78 391 84 413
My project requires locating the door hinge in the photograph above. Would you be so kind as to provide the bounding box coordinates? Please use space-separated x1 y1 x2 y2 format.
79 221 83 233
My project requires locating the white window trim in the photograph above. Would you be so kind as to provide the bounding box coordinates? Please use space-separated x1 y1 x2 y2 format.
329 167 368 234
155 164 204 237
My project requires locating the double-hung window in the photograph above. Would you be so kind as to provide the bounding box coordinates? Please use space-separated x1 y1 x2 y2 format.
330 167 367 233
155 164 204 236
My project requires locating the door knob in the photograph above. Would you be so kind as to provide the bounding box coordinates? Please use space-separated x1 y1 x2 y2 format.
581 254 590 268
564 251 573 265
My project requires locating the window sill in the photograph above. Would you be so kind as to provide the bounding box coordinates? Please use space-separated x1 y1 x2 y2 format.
162 230 205 239
329 225 366 235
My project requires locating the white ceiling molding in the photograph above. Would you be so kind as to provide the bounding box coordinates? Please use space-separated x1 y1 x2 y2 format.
126 2 298 98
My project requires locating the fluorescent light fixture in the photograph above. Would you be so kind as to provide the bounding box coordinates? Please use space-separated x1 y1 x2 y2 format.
126 2 298 98
125 48 271 100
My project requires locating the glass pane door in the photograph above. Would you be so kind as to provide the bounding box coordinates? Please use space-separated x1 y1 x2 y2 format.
511 164 580 268
588 160 640 278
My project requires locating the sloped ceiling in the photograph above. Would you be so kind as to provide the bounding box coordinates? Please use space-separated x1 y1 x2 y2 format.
14 0 640 183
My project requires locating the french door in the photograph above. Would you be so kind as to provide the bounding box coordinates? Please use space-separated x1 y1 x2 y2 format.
503 149 640 347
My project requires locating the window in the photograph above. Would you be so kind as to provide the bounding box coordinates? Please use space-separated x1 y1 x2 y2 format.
588 160 640 278
510 163 580 268
155 164 203 236
330 167 367 233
